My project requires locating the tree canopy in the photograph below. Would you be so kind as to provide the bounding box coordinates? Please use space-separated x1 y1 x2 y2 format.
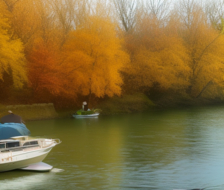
1 0 224 106
62 16 129 102
0 2 27 89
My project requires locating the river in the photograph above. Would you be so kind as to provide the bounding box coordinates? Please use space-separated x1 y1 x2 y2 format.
1 106 224 190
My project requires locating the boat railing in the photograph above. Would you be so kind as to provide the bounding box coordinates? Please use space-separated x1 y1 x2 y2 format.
0 145 40 153
53 139 61 144
0 138 61 152
39 138 61 148
0 147 23 153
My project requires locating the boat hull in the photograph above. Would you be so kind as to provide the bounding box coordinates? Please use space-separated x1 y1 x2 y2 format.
0 146 54 172
20 162 53 171
73 113 99 118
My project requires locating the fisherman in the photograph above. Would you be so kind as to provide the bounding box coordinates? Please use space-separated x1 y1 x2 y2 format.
1 110 24 124
82 101 88 111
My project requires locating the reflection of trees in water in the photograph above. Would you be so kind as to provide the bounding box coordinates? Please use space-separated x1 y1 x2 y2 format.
120 109 207 168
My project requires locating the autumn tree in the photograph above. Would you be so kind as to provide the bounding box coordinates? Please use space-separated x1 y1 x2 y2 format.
47 0 94 48
122 14 190 95
204 0 224 31
113 0 138 32
0 2 27 90
175 0 224 98
27 39 63 99
7 0 67 102
142 0 171 22
62 16 129 106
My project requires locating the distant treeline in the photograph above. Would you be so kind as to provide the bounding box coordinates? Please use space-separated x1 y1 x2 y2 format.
1 0 224 109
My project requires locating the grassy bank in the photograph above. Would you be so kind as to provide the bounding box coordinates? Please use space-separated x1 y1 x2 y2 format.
1 92 223 122
0 94 155 121
98 93 155 115
0 103 58 121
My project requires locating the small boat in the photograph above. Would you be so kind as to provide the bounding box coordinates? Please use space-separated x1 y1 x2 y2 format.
73 112 100 118
73 102 102 118
0 136 61 172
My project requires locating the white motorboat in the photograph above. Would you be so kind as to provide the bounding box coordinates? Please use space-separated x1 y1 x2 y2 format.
0 136 61 172
73 112 100 118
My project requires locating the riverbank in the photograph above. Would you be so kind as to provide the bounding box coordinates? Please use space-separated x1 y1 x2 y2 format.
0 103 58 121
151 92 224 108
0 93 223 121
47 93 156 119
97 93 155 115
0 93 155 121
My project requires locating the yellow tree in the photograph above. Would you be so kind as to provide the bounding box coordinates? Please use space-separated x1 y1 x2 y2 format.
189 25 224 98
11 0 59 49
175 0 224 98
62 16 129 105
2 0 61 52
123 14 191 94
7 0 69 100
0 2 27 89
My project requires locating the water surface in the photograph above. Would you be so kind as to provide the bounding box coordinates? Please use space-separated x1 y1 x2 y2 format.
1 106 224 190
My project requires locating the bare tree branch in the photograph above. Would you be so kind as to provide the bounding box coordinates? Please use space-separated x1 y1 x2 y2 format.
113 0 138 32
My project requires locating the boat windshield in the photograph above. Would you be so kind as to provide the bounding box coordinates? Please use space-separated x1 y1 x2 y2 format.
6 141 20 148
23 141 38 146
0 143 5 149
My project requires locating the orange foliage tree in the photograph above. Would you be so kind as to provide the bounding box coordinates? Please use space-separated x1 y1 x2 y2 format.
3 0 224 105
0 1 27 89
176 1 224 98
123 15 190 94
62 16 129 105
27 39 63 98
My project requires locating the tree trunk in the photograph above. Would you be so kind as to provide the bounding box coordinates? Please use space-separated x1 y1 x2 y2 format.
196 80 213 98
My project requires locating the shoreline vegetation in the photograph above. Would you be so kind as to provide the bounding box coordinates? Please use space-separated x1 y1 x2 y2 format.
0 93 223 121
0 103 58 121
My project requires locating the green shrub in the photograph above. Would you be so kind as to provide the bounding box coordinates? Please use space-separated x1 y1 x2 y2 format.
76 110 95 115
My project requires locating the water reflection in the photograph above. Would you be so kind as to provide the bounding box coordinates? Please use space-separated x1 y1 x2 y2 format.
0 171 57 190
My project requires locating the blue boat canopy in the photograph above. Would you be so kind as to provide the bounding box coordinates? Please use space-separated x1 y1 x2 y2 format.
0 123 31 140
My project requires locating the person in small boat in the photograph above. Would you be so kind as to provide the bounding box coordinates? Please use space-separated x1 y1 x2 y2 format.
1 110 24 124
82 101 88 111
